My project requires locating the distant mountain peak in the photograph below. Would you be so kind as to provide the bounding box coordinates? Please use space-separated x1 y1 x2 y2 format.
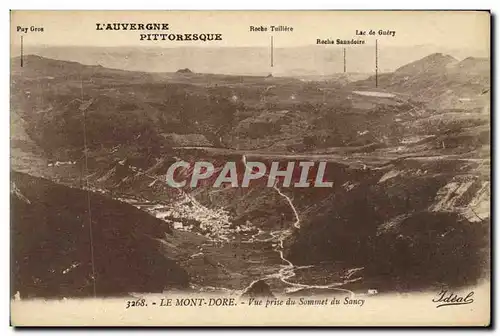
457 57 489 68
395 53 457 75
420 52 456 62
176 68 193 74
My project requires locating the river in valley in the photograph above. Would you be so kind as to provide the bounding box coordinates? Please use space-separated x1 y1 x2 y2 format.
132 184 365 298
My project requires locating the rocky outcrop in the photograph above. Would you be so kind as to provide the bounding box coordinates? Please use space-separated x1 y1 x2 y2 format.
241 279 275 298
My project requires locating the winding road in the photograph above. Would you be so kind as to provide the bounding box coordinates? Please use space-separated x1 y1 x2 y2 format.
241 155 360 296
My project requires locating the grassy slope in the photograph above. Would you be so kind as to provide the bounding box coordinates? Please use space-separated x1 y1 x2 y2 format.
11 171 189 298
10 54 491 293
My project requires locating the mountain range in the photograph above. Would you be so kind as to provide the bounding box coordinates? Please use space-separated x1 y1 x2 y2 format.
14 44 489 76
10 52 491 297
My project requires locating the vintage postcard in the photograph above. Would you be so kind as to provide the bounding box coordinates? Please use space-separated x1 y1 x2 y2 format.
9 10 491 326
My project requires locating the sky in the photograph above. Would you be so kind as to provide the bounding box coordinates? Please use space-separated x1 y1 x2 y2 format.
10 10 490 53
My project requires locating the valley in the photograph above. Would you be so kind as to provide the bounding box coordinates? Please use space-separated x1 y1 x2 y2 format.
10 51 490 299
